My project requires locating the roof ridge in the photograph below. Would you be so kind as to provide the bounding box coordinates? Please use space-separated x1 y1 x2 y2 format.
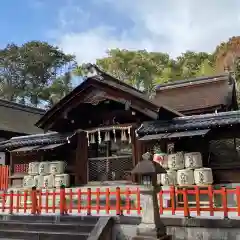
0 98 46 115
10 131 62 140
93 64 144 94
156 74 229 90
176 110 240 121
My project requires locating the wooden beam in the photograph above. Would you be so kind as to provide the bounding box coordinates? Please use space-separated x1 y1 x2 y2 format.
92 82 158 119
43 79 160 130
75 131 88 185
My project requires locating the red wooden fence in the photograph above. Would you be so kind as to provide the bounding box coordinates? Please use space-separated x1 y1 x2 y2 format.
0 187 141 215
0 186 239 217
159 185 239 217
0 166 9 190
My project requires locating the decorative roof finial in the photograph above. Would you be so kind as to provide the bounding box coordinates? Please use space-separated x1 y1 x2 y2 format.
82 63 102 79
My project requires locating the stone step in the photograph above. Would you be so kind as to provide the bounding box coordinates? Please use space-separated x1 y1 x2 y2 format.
0 215 99 224
0 221 95 233
132 236 171 240
0 229 90 240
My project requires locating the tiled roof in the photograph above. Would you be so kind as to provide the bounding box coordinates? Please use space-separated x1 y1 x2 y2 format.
153 74 238 114
0 132 73 150
36 64 182 131
0 99 45 134
156 74 231 89
136 110 240 136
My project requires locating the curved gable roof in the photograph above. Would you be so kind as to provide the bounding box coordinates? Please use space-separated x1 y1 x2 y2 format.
36 65 182 131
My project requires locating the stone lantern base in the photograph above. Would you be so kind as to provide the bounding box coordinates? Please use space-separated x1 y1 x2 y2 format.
134 186 170 240
132 234 171 240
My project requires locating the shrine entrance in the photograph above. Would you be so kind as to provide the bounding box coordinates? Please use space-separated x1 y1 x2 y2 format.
87 126 133 182
35 64 181 185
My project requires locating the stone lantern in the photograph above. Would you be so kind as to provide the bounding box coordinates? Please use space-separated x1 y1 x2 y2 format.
131 152 168 239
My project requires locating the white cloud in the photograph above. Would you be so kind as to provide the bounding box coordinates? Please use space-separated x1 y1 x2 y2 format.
54 0 240 64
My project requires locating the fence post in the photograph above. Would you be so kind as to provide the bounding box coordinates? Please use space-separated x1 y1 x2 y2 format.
77 188 82 213
105 188 110 214
1 191 5 213
96 188 100 214
159 190 163 214
31 187 37 215
59 185 66 215
236 187 240 216
87 188 91 215
9 190 14 214
23 190 28 213
6 166 10 190
0 166 2 190
221 187 228 219
136 188 141 215
126 187 131 215
208 186 214 216
195 186 200 216
183 188 189 218
170 186 176 215
116 187 121 215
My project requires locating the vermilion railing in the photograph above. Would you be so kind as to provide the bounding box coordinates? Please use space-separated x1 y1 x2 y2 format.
0 187 141 215
0 165 9 190
159 185 239 217
0 186 239 217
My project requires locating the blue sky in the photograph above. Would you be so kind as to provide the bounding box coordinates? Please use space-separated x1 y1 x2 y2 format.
0 0 58 46
1 0 240 64
0 0 132 48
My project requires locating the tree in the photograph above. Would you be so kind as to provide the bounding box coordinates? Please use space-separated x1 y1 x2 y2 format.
96 49 171 96
0 44 23 101
90 49 215 97
0 41 76 106
19 41 76 106
214 37 240 103
40 72 73 108
195 59 216 77
215 36 240 74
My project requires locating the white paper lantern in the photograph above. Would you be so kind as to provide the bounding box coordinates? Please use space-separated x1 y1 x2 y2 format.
38 162 50 175
194 168 213 186
177 169 194 186
184 152 203 169
23 176 35 188
54 174 70 188
43 175 55 188
168 152 184 170
28 162 39 176
49 161 66 175
33 175 44 188
160 170 177 186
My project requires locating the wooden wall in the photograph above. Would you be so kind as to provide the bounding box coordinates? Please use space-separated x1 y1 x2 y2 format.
213 169 240 183
75 131 88 185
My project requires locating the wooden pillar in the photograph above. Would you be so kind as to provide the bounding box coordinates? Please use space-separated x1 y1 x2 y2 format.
132 126 146 166
131 127 137 168
132 127 146 183
75 131 88 185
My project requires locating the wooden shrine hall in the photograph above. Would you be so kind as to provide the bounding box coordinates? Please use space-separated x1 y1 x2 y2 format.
0 64 182 187
0 64 239 187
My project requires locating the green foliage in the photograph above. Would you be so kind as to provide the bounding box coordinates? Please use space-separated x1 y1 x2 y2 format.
40 72 73 107
92 49 216 95
0 41 76 107
1 36 240 107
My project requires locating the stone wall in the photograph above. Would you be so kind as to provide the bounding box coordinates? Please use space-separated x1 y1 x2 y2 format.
112 216 240 240
168 227 240 239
